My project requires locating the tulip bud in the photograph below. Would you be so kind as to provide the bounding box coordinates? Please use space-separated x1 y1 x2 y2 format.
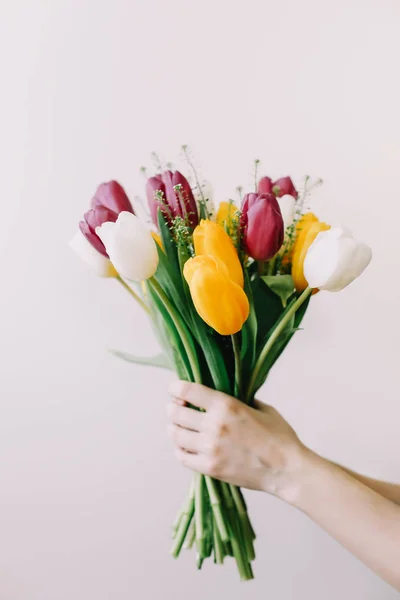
193 220 244 288
303 227 372 292
69 230 117 277
79 181 134 257
257 177 273 194
173 171 199 228
291 214 330 291
272 177 298 199
146 170 199 229
241 193 284 261
91 181 134 214
183 255 249 335
216 201 239 229
96 212 159 281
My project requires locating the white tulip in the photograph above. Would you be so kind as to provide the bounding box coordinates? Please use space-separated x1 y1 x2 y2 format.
277 194 296 230
303 226 372 292
69 230 117 277
96 211 159 281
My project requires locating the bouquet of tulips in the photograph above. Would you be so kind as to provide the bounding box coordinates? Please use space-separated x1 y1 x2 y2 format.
70 151 372 581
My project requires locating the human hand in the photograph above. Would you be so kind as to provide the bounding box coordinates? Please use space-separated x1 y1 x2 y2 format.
167 381 309 503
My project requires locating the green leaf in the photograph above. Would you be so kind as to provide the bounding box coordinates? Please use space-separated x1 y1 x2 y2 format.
157 210 181 277
251 276 283 352
110 350 172 370
154 235 191 326
241 270 258 386
261 275 295 308
146 281 193 381
251 294 311 394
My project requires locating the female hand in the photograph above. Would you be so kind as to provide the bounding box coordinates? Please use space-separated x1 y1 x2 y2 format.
167 381 400 591
167 380 308 502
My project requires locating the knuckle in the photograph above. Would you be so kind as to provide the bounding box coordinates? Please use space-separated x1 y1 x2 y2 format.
220 396 237 418
214 420 229 438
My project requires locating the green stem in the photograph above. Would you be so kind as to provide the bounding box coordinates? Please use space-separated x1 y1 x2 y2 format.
212 515 224 564
267 257 276 276
205 477 230 543
170 487 195 559
116 275 150 314
229 485 255 562
231 334 242 400
183 520 196 549
220 482 253 581
149 278 202 384
194 473 206 557
257 261 265 276
246 286 312 403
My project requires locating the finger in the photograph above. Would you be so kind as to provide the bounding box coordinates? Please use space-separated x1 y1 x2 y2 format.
174 447 211 473
169 380 227 411
168 424 204 454
166 402 206 432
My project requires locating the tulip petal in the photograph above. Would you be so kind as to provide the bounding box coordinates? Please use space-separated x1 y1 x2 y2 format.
193 220 244 288
277 195 296 230
257 177 273 194
96 212 159 281
291 216 330 291
272 177 298 199
303 227 372 292
216 201 239 230
91 181 134 214
79 220 108 257
187 263 249 335
69 230 117 277
242 193 284 262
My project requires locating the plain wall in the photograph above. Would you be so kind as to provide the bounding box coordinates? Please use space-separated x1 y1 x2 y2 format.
1 1 399 598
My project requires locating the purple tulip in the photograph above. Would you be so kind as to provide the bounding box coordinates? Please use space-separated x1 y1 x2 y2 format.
146 170 199 228
79 181 134 257
272 176 298 199
241 193 284 261
257 177 273 194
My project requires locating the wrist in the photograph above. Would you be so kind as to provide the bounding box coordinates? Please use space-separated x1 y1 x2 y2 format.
260 443 324 506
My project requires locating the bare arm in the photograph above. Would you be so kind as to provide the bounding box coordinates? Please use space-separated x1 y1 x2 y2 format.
334 465 400 505
167 381 400 591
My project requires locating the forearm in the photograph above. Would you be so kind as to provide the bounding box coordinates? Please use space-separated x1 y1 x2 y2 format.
289 450 400 590
336 465 400 505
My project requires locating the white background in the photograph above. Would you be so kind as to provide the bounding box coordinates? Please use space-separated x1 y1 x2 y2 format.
1 1 399 598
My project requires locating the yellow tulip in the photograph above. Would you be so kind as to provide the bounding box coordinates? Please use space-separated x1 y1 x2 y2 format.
291 213 330 291
193 220 244 288
183 255 249 335
216 201 239 230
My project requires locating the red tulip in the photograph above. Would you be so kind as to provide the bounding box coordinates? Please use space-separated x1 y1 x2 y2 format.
241 193 284 261
272 176 298 199
257 176 273 194
146 170 199 228
79 181 134 257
